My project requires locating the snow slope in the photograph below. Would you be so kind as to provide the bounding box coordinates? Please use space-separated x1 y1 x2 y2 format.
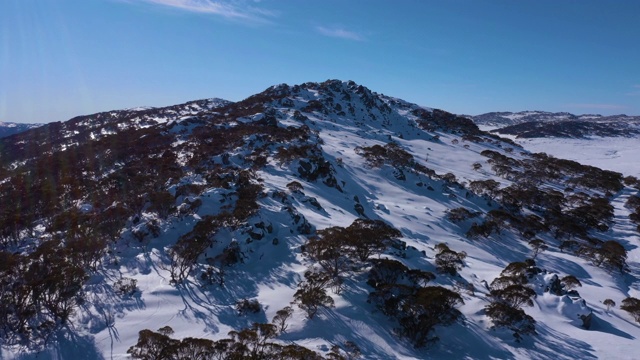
510 136 640 178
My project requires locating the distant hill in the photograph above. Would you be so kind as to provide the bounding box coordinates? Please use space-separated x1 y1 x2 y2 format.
471 111 640 138
0 122 42 138
0 98 231 158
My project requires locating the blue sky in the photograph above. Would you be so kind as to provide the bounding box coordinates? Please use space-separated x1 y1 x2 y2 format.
1 0 639 123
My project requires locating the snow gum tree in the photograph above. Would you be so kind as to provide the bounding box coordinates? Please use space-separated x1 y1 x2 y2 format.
486 261 538 341
621 297 640 322
293 271 334 319
434 243 467 276
603 298 616 311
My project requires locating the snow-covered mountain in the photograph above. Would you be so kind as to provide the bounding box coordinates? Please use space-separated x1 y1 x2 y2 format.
0 122 42 138
471 111 640 138
1 80 640 360
468 111 640 177
0 98 231 161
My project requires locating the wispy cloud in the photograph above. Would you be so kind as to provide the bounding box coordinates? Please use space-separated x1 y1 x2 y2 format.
316 26 364 41
627 85 640 96
134 0 275 23
565 103 628 110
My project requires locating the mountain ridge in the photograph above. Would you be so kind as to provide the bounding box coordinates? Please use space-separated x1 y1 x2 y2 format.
471 111 640 138
1 80 639 359
0 122 43 139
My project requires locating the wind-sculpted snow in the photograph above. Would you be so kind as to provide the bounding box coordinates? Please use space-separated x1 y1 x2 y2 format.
1 80 639 359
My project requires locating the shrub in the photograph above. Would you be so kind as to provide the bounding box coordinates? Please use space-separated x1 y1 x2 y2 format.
366 259 459 348
128 323 324 360
148 191 176 219
293 271 334 319
625 195 640 209
305 228 350 278
286 181 304 193
355 142 414 170
441 172 457 183
560 275 582 291
306 219 401 279
114 277 138 296
490 284 536 308
328 341 362 360
446 207 480 223
395 286 464 347
500 261 535 283
236 298 261 316
603 298 616 311
528 239 548 259
275 145 315 163
580 240 628 272
127 328 178 360
232 171 263 221
367 258 435 291
344 219 401 262
490 276 521 291
468 179 500 197
200 241 244 288
434 243 466 276
485 302 536 341
466 221 499 239
169 217 218 283
621 297 640 322
271 306 294 333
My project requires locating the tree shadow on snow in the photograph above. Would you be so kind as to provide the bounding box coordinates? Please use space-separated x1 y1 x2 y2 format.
536 255 593 282
588 314 635 340
10 329 105 360
282 306 416 359
524 323 598 360
175 276 274 335
174 280 224 334
430 321 516 360
466 233 531 267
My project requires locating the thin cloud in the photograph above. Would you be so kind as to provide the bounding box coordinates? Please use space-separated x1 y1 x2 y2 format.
135 0 275 23
565 103 628 110
316 26 364 41
627 85 640 96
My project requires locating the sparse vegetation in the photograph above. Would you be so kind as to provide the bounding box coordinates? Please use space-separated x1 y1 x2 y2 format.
293 271 334 319
128 323 328 359
271 306 294 333
446 207 481 223
528 239 548 259
236 298 262 316
485 261 538 341
434 243 467 276
114 277 138 296
603 298 616 311
367 258 460 347
621 297 640 322
0 79 637 359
